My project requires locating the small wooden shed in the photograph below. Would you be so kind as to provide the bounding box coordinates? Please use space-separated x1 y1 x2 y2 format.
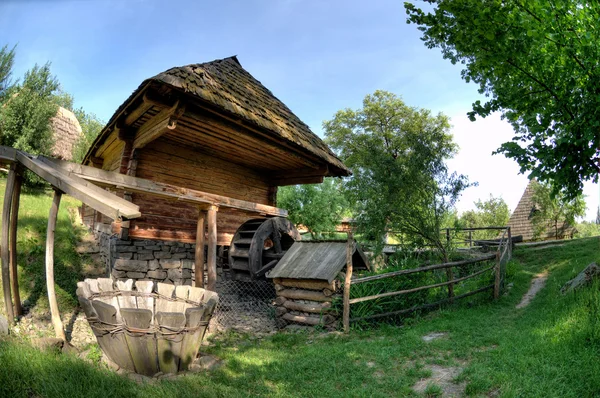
81 56 350 288
267 240 369 328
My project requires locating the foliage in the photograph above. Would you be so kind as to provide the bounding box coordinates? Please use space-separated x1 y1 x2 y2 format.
460 195 510 239
72 109 104 163
405 1 600 199
324 90 472 260
0 44 16 102
277 177 348 238
530 180 585 240
576 221 600 239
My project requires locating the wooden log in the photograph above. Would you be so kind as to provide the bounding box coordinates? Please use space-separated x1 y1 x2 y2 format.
343 232 354 333
273 278 336 291
275 306 287 317
156 312 186 374
274 296 286 306
1 164 16 323
121 308 157 376
351 254 496 285
277 289 332 302
274 283 285 292
206 205 218 292
46 189 65 340
91 300 135 370
323 288 334 297
283 300 332 314
195 208 206 287
282 313 336 326
9 170 22 316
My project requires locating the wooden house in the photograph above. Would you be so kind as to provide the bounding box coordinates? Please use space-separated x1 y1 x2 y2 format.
507 179 576 241
81 56 350 287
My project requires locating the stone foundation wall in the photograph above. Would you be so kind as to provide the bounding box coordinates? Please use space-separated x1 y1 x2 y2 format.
95 232 198 285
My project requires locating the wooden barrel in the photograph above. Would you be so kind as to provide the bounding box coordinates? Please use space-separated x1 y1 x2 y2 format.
76 278 218 376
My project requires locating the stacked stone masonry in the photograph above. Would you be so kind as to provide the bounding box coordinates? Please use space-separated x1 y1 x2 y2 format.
95 232 198 285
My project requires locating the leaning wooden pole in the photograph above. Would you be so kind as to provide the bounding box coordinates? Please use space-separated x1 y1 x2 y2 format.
9 170 22 316
206 205 218 292
493 251 501 300
194 207 206 288
46 189 66 340
343 231 354 333
1 164 17 323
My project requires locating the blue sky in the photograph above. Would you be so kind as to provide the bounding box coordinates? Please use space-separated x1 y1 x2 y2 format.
1 0 598 220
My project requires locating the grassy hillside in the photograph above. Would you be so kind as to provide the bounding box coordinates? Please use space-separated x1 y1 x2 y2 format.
0 183 598 397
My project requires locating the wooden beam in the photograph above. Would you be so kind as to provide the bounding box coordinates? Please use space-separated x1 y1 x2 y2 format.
40 156 288 217
9 170 22 316
271 176 324 186
1 164 16 323
194 208 206 288
133 100 180 149
46 189 66 340
343 231 354 333
206 205 218 292
89 156 104 168
0 146 17 164
16 151 141 220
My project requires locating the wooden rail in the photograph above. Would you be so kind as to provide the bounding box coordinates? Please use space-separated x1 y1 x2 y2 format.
343 226 512 329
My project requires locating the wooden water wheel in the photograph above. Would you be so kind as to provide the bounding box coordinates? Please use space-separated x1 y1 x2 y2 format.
228 217 300 281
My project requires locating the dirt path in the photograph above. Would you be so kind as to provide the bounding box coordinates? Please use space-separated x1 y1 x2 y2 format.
516 271 548 309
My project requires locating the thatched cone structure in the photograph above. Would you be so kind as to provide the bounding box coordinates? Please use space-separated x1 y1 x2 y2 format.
76 279 218 376
50 106 82 161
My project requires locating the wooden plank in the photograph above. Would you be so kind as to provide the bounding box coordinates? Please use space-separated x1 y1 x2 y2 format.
1 164 16 322
40 156 287 217
348 265 495 304
9 170 22 316
14 150 141 220
10 168 23 314
156 283 176 312
91 300 135 370
351 254 497 285
206 205 218 291
46 190 65 340
174 285 190 313
277 289 332 302
195 209 206 287
274 278 336 291
179 306 206 371
135 280 155 324
155 312 186 374
121 308 158 376
116 279 136 309
0 146 17 164
343 232 353 333
98 278 121 323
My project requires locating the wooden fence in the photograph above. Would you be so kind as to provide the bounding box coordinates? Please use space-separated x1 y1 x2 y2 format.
342 227 512 332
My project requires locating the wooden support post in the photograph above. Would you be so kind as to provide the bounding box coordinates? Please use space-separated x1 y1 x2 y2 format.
1 164 16 323
46 189 66 340
194 207 206 288
494 251 501 300
468 231 472 247
9 170 22 316
343 231 354 333
206 205 218 292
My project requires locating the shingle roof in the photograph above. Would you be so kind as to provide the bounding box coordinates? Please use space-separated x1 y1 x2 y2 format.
50 106 82 161
267 241 369 283
84 56 349 176
507 179 576 241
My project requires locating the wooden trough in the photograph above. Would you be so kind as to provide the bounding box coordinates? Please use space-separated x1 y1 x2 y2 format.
76 278 218 376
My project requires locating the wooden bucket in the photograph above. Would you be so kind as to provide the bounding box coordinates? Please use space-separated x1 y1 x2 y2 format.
76 278 218 376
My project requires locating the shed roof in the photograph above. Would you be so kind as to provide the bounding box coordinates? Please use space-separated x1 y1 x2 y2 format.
267 240 370 283
50 106 82 161
507 179 576 241
84 56 349 176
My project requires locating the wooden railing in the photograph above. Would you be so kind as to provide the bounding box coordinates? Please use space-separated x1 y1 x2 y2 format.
342 227 512 332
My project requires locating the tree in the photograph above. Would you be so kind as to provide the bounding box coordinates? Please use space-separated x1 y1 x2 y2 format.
530 180 585 240
460 195 510 239
72 109 104 163
324 90 472 261
0 44 16 102
277 178 348 238
405 1 600 199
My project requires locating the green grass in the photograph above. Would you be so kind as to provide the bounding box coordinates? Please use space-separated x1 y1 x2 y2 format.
1 182 599 397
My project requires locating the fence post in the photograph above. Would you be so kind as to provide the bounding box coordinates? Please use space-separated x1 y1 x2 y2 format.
494 251 501 299
343 231 354 333
468 231 472 247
